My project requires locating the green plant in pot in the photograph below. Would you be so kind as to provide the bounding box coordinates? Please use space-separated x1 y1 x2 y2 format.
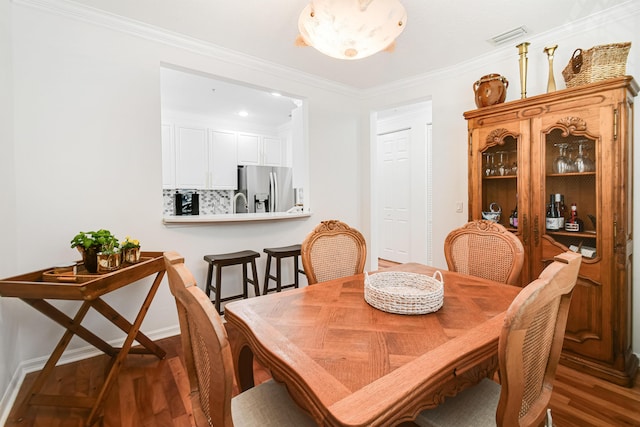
70 229 120 273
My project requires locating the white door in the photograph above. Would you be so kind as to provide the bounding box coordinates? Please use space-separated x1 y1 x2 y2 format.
379 129 411 263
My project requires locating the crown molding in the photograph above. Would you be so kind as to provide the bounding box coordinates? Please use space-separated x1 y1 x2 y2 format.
11 0 639 102
362 0 640 101
11 0 362 99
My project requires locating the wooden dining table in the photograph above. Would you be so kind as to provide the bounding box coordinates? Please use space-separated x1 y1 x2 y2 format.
224 262 523 426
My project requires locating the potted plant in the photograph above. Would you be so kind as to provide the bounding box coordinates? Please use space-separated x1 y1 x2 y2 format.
70 229 120 273
121 236 141 264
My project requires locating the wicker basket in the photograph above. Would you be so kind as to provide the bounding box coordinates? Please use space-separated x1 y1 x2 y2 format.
364 270 444 315
562 42 631 88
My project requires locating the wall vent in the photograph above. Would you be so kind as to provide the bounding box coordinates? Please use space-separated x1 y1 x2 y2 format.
488 27 528 46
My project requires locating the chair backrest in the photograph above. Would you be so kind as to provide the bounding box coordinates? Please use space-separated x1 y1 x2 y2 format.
164 251 235 427
496 250 581 427
301 219 367 285
444 220 525 285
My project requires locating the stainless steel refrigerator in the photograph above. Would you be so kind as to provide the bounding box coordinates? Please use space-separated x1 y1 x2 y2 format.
236 165 294 213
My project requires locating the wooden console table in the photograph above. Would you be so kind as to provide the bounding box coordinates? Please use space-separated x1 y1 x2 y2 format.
0 251 167 426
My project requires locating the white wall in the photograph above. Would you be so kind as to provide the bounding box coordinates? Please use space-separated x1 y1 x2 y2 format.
1 0 639 420
0 0 18 413
0 1 363 416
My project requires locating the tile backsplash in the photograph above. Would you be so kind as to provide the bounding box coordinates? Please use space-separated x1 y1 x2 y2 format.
163 189 232 215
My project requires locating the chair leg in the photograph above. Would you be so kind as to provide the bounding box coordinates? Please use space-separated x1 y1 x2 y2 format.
263 255 272 295
242 263 249 299
250 259 260 297
205 262 214 298
214 265 222 315
294 256 300 288
276 257 282 292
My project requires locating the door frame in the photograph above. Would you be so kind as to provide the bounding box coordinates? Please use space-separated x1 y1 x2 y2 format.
370 101 433 270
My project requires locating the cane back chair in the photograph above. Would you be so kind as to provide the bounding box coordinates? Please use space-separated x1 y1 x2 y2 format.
301 219 367 285
415 250 582 427
444 219 525 285
163 252 315 427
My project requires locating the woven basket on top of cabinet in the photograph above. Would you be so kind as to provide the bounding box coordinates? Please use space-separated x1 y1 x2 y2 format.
562 42 631 88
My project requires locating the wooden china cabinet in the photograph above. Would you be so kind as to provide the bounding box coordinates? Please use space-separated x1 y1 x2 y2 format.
464 76 638 386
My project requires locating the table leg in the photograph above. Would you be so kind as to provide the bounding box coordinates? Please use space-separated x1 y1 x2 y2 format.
13 300 94 421
225 321 255 392
89 277 166 358
86 270 165 426
23 298 117 356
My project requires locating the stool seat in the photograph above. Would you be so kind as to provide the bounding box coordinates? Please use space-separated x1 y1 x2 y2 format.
204 250 260 265
203 250 260 314
263 244 304 294
263 245 302 257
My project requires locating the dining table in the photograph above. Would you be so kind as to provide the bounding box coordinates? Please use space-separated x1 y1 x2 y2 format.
224 262 523 426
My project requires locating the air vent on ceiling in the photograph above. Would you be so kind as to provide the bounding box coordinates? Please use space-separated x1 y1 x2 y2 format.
488 27 528 46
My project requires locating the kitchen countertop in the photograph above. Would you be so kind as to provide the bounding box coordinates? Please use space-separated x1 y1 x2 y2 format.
162 210 311 224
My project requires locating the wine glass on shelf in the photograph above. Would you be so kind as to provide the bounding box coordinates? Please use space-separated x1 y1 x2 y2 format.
573 140 595 172
496 151 508 176
553 143 574 174
508 150 518 175
483 152 495 176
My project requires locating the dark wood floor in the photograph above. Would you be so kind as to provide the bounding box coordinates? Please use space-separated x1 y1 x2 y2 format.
5 260 640 426
6 334 640 427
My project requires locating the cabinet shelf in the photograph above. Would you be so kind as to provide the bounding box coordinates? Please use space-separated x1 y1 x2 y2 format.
546 171 596 178
546 230 596 239
482 174 516 180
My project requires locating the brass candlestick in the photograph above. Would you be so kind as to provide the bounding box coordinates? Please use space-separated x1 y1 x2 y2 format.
516 42 530 99
544 45 558 93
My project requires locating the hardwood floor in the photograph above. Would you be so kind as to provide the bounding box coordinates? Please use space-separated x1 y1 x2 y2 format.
5 262 640 426
6 334 639 427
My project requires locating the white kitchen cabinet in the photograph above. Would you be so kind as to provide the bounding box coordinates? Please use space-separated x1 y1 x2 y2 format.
262 136 282 166
208 130 237 190
161 123 175 189
175 125 208 189
237 133 282 166
173 126 237 189
237 133 260 165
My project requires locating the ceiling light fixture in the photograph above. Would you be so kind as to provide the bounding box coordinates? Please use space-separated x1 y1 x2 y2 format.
297 0 407 60
238 111 249 117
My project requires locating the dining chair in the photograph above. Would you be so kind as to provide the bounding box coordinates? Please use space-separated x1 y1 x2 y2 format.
444 219 525 285
163 252 316 427
300 219 367 285
415 250 582 427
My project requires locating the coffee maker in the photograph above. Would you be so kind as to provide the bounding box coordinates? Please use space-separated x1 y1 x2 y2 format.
174 190 199 215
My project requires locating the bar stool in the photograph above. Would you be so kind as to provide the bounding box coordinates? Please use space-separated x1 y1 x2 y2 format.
262 244 305 294
203 250 260 315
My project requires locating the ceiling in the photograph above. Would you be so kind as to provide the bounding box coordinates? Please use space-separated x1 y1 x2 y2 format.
74 0 631 127
72 0 631 89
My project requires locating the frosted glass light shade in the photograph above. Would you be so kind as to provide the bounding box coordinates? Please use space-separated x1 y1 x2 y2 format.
298 0 407 60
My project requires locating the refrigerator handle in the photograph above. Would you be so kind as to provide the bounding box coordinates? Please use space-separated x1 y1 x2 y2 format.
273 171 279 212
268 172 275 212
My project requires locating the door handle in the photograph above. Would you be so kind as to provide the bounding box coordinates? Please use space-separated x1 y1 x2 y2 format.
534 215 540 246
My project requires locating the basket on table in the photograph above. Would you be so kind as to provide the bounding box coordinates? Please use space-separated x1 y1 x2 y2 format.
562 42 631 88
364 270 444 315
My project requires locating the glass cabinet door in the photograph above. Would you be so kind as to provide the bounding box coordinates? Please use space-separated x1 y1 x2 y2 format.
480 136 519 231
541 127 598 259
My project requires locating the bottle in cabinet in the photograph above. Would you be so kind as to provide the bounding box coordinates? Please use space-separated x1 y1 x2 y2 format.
546 194 558 230
565 203 584 232
509 194 518 228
